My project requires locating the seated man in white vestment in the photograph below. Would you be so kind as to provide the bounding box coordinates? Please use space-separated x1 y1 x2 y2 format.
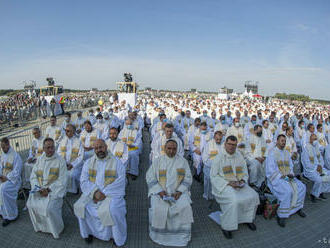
105 127 128 168
80 120 98 161
226 117 245 155
94 114 107 139
23 127 45 188
146 139 193 247
45 115 62 147
118 117 142 180
27 138 68 238
57 124 84 193
316 124 328 154
324 143 330 170
180 110 195 153
285 127 302 177
151 123 184 163
210 135 259 239
74 139 127 246
265 134 306 228
214 116 229 136
189 121 212 182
61 112 74 132
0 137 22 227
262 120 274 151
201 131 223 200
244 115 257 141
246 124 268 188
301 133 330 202
74 111 86 136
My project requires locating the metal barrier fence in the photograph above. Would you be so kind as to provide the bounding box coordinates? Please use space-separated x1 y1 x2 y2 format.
0 101 97 137
0 106 94 161
2 118 61 161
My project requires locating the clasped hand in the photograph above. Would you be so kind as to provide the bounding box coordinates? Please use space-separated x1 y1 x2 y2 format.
228 180 245 189
93 190 106 203
158 191 182 200
0 175 8 182
39 188 51 197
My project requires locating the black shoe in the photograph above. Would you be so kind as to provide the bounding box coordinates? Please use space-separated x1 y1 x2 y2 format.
221 229 232 239
320 193 327 200
85 235 93 244
310 194 317 203
297 209 306 218
246 223 257 231
277 217 286 227
295 175 302 180
193 174 201 182
2 219 12 227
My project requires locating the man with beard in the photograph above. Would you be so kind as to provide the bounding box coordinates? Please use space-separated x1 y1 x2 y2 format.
266 134 306 227
74 139 127 246
105 127 128 167
210 136 259 239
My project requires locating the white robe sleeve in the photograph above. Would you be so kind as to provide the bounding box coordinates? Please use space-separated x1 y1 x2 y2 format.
6 153 22 185
176 138 184 157
265 151 282 184
176 158 192 193
146 158 164 197
201 142 210 166
189 132 197 152
325 145 330 169
210 155 229 197
301 149 316 173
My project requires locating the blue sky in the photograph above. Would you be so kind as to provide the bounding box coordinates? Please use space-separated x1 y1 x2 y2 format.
0 0 329 99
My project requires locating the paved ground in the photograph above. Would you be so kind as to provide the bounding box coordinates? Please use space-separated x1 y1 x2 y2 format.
1 130 330 248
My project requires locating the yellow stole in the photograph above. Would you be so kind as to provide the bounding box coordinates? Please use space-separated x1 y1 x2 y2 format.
208 139 220 160
107 140 125 158
32 137 44 158
35 155 60 187
1 148 15 177
274 149 291 176
306 144 320 164
59 137 81 163
121 128 138 151
80 129 98 147
158 168 186 190
220 151 245 181
88 155 117 186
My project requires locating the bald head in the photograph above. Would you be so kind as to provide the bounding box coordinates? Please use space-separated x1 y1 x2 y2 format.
94 139 108 159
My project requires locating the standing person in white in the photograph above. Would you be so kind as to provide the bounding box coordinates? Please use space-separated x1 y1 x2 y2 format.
27 138 68 238
74 139 127 246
